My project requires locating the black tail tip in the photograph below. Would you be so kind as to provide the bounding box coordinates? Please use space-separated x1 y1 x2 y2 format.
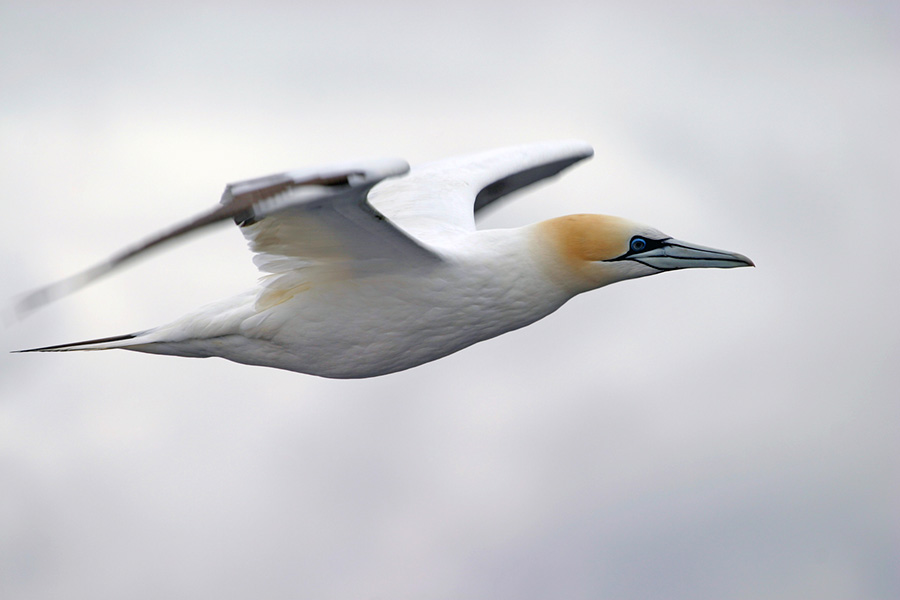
12 332 139 353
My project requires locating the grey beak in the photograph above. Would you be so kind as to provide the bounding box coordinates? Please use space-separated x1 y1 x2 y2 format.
633 239 754 271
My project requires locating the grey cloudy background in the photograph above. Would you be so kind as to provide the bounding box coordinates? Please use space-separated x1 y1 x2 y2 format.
1 1 897 598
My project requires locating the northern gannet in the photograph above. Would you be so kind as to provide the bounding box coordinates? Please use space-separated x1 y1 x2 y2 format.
15 141 753 378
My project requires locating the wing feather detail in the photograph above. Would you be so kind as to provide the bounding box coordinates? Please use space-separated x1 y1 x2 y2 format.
230 159 442 275
370 140 594 237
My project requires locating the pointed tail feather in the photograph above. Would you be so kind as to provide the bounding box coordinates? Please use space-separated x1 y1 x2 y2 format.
14 332 147 353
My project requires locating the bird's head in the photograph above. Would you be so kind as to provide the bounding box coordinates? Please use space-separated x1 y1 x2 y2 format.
535 214 753 293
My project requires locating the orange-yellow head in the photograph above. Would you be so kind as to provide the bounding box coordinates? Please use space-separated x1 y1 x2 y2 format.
535 214 753 293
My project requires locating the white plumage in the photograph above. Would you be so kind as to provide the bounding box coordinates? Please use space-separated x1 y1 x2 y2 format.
16 141 752 377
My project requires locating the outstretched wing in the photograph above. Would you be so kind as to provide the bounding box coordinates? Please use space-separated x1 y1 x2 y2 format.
14 142 592 316
369 140 594 237
223 159 441 276
14 159 433 316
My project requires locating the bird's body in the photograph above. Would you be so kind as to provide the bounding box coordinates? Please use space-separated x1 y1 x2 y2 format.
16 141 752 377
141 226 566 377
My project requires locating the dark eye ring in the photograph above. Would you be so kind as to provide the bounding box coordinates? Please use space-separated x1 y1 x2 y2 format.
630 237 647 252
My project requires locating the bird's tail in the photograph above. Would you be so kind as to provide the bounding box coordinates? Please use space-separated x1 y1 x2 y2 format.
13 331 153 353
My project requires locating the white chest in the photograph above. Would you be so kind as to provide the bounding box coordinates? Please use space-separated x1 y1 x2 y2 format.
244 243 568 377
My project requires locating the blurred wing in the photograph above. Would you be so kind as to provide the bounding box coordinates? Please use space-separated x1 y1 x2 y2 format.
225 159 441 275
14 159 434 316
370 140 594 236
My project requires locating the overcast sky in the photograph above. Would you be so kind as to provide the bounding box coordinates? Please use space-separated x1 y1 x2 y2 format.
1 1 898 599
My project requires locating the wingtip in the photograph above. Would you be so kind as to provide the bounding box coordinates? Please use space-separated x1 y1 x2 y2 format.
533 139 594 160
562 139 595 157
10 284 68 321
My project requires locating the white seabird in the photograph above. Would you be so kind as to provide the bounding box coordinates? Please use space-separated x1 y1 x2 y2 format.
15 141 752 378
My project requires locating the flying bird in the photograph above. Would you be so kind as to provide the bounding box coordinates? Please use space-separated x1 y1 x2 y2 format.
15 141 752 378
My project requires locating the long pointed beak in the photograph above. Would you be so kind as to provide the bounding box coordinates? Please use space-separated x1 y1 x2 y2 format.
634 239 754 271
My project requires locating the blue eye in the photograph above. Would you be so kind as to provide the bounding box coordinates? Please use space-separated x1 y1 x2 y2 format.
630 237 647 252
